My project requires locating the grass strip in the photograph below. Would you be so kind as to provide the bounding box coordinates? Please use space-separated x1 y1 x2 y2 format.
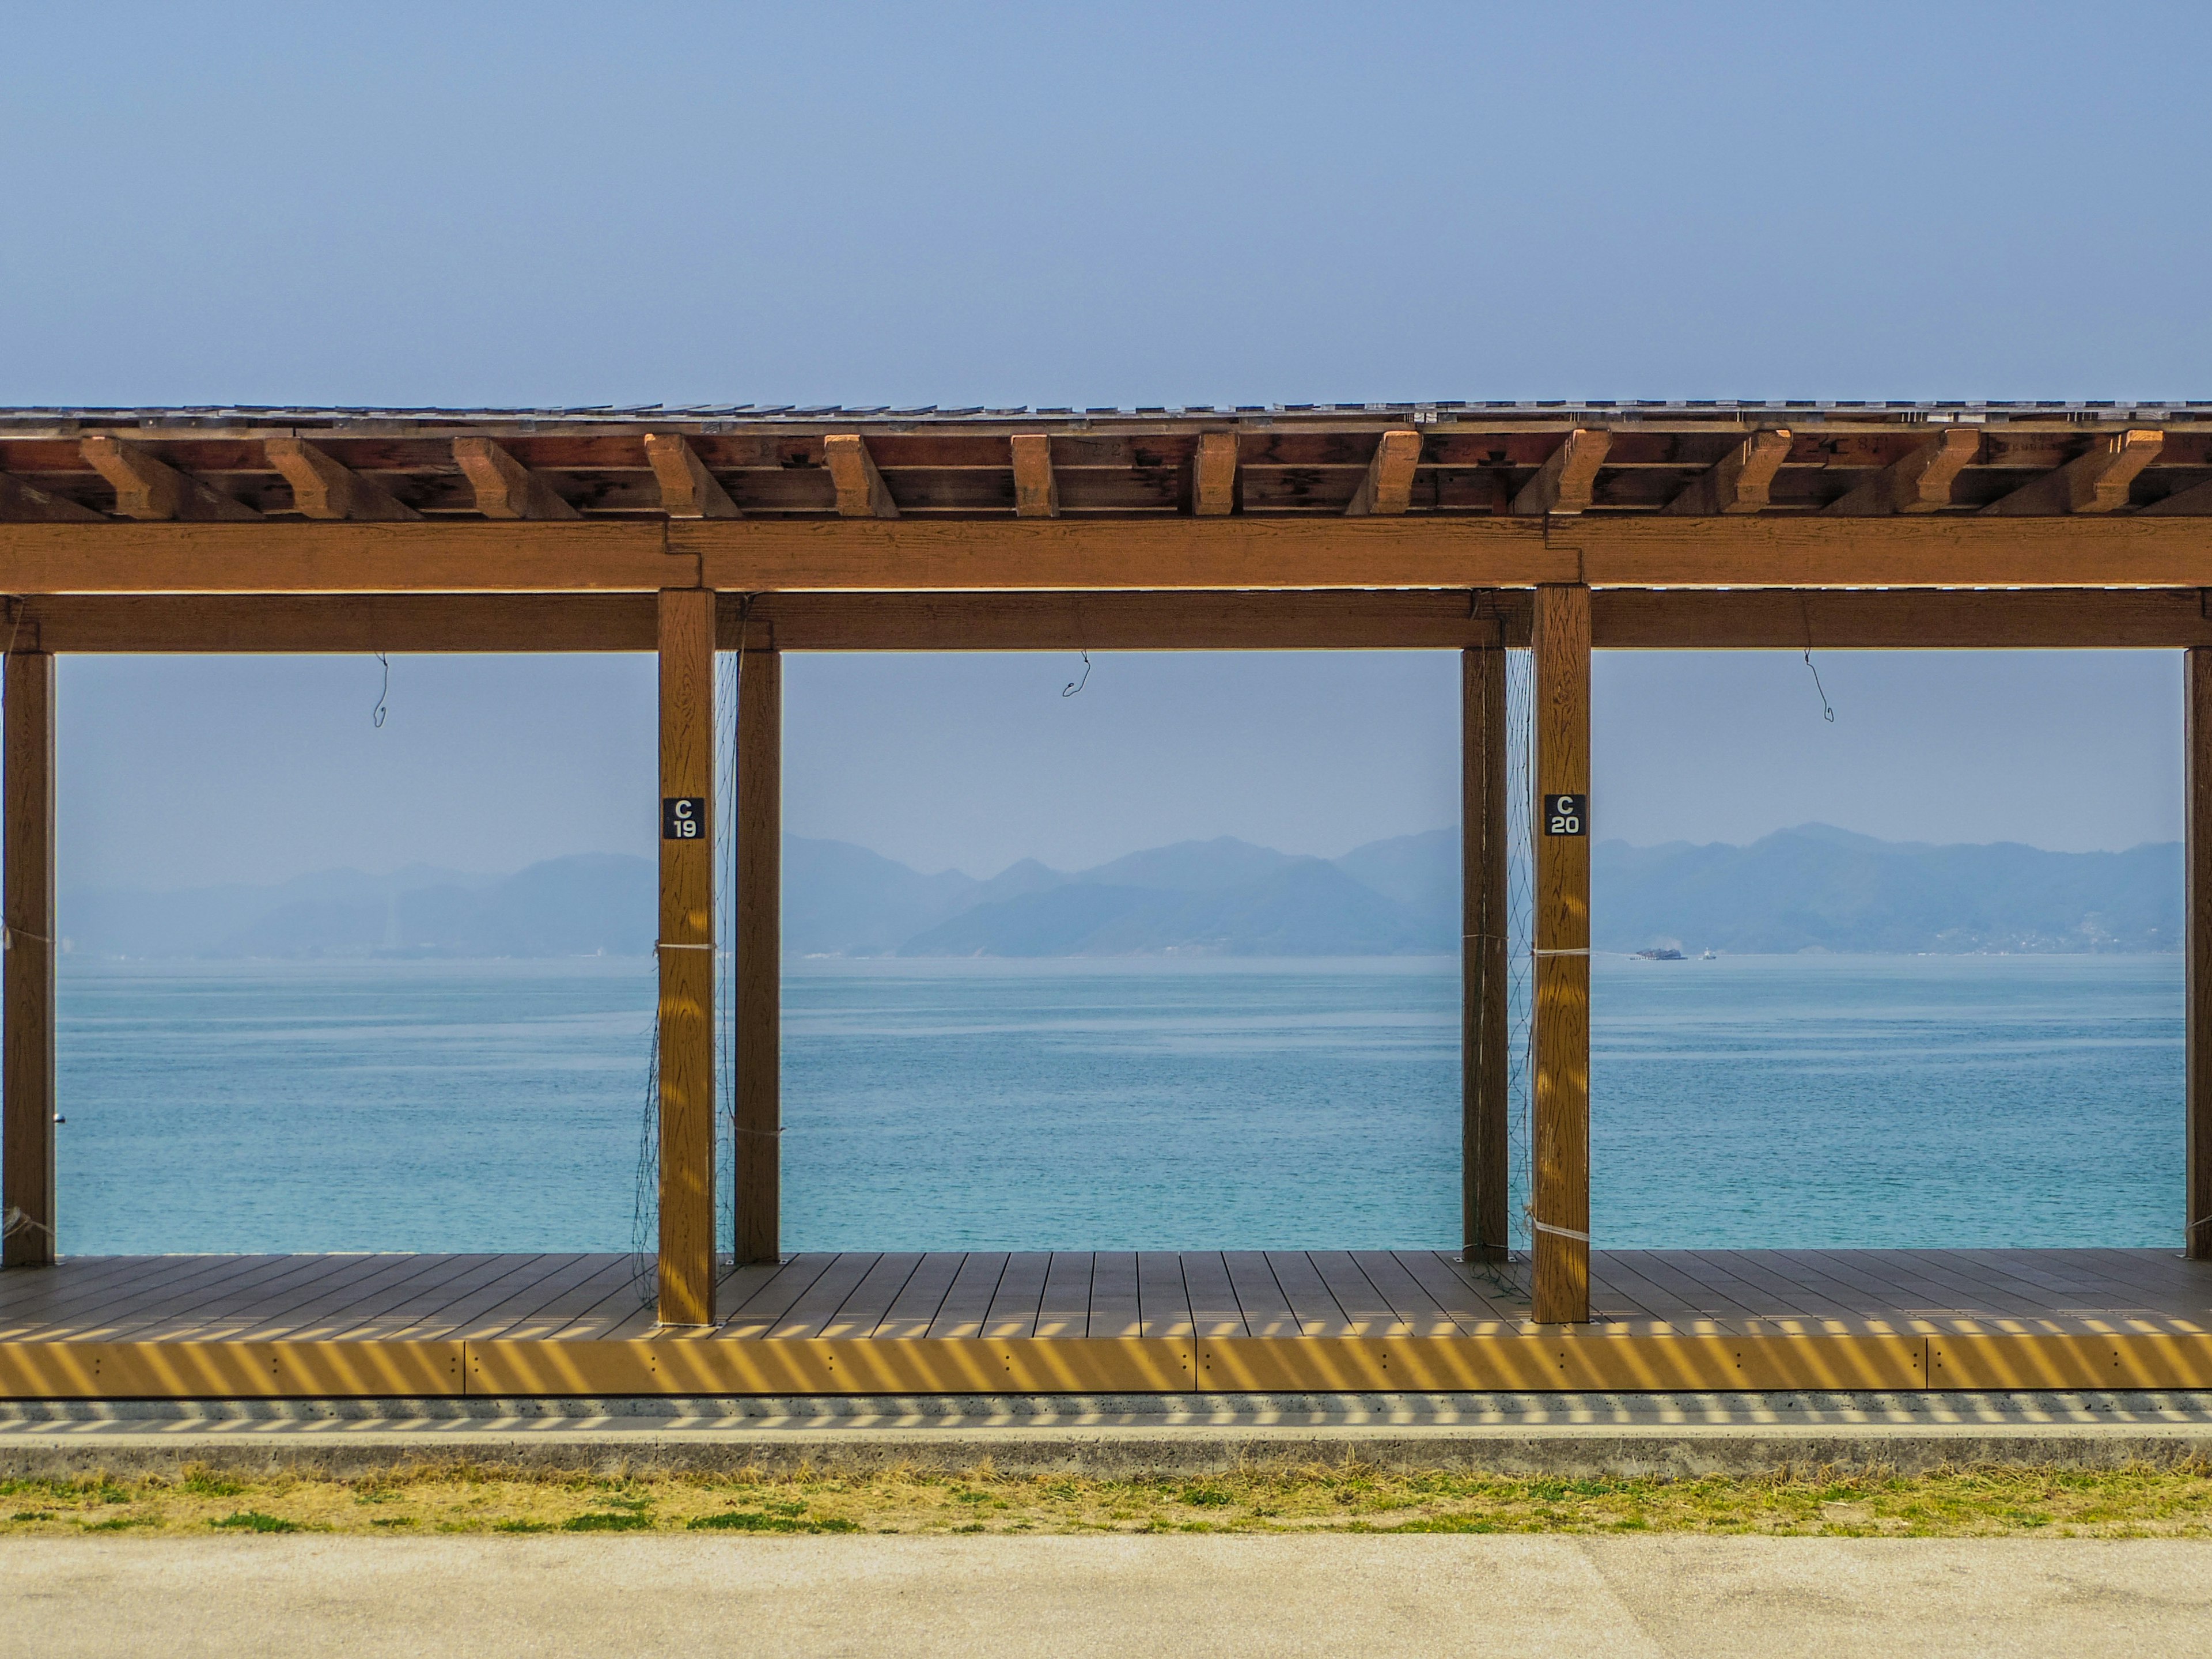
0 1462 2206 1539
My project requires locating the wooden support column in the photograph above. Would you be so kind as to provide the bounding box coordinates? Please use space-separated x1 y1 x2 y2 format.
2190 648 2212 1261
1463 644 1511 1260
735 646 781 1264
1531 585 1591 1322
656 589 715 1324
3 651 55 1268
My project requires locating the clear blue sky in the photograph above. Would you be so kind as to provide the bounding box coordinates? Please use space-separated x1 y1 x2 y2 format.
13 3 2211 887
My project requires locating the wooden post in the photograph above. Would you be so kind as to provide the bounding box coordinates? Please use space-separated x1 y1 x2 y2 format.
735 646 781 1265
2189 649 2212 1260
657 589 715 1324
1463 645 1511 1260
3 652 56 1269
1531 585 1591 1322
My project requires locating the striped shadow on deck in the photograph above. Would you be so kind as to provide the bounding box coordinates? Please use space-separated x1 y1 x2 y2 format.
1 1249 2208 1397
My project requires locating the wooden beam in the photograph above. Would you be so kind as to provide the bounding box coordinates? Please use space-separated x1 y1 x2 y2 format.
736 646 781 1266
2193 647 2212 1262
0 475 101 524
1592 588 2212 650
1981 429 2163 516
1512 429 1611 517
1010 433 1058 518
14 514 2212 599
453 438 582 521
1531 584 1590 1324
656 588 715 1326
1820 427 1980 516
823 434 897 518
1463 643 1511 1262
1346 429 1422 517
643 434 740 520
264 437 421 522
3 652 55 1268
80 437 262 522
1660 429 1792 516
1193 432 1238 517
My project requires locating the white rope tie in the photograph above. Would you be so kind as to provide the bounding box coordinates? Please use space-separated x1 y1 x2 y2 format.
1531 946 1590 957
1531 1218 1590 1244
654 942 717 951
0 925 52 951
2 1205 53 1241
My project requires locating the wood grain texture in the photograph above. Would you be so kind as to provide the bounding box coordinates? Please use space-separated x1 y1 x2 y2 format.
2 654 54 1268
12 516 2212 596
736 648 781 1266
1660 429 1791 516
2193 647 2212 1262
824 434 898 518
1592 588 2212 650
1192 432 1238 517
1010 434 1058 518
80 436 262 522
643 434 740 520
656 589 716 1325
1464 646 1512 1261
264 438 421 522
1982 429 2162 516
1531 585 1590 1324
0 474 101 523
1512 430 1612 517
1820 428 1981 516
1344 430 1422 517
454 438 581 521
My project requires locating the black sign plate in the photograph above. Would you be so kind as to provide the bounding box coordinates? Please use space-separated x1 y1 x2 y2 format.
1542 794 1588 837
662 797 707 840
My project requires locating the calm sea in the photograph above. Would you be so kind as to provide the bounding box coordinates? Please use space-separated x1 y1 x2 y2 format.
52 954 2184 1256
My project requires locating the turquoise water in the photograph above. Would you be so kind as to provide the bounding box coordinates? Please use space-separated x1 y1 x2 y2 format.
51 954 2185 1256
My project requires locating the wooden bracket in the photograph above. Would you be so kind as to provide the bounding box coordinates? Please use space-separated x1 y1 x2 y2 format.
1512 430 1611 517
81 436 262 522
1661 429 1792 516
824 434 898 518
1010 434 1058 518
266 437 421 521
454 438 581 521
1982 429 2162 516
644 434 740 520
1345 429 1422 516
1192 432 1238 517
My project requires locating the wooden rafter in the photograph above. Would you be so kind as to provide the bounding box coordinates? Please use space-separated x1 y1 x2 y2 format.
1660 429 1792 516
453 438 581 521
1345 429 1422 516
1512 429 1611 516
79 436 262 522
265 437 421 522
1821 427 1980 516
643 434 740 519
1981 428 2164 516
1010 434 1058 518
823 434 898 518
1192 432 1238 517
0 474 101 524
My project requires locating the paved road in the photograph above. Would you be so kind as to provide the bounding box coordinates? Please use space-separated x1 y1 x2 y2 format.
7 1536 2210 1657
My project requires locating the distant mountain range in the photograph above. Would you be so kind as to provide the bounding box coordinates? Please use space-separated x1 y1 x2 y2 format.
55 824 2184 960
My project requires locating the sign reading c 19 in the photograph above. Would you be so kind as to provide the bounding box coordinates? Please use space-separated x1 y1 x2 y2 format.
1543 794 1588 837
662 797 707 840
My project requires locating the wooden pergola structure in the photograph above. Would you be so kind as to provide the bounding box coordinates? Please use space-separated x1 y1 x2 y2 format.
2 399 2210 1397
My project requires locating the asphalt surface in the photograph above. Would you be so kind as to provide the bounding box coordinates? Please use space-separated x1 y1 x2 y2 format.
6 1536 2211 1657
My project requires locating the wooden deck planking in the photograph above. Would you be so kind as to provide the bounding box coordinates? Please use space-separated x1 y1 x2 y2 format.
1263 1252 1352 1336
873 1252 965 1338
1035 1252 1094 1338
7 1251 2212 1400
1087 1252 1141 1338
1221 1252 1300 1338
983 1253 1052 1339
1181 1252 1249 1338
1137 1253 1193 1339
925 1253 1008 1339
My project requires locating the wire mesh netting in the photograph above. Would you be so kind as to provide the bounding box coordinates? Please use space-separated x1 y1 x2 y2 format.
1503 645 1537 1254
